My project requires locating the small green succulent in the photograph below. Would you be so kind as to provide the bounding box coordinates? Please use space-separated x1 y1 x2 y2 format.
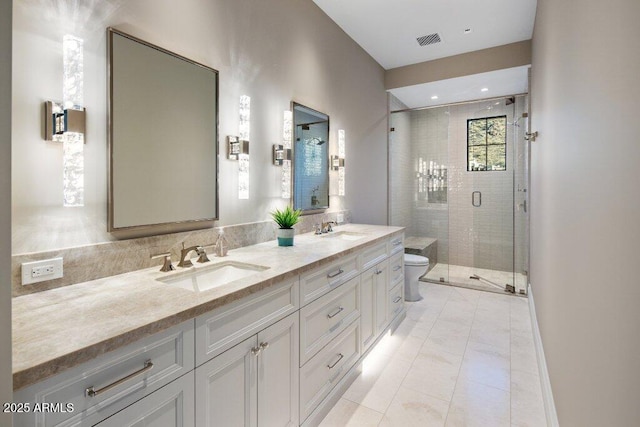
270 206 302 229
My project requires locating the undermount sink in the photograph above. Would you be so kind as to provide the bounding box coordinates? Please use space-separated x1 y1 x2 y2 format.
157 261 269 292
319 231 366 241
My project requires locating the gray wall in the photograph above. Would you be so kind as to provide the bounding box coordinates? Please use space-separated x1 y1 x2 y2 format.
530 0 640 425
1 0 12 422
12 0 388 255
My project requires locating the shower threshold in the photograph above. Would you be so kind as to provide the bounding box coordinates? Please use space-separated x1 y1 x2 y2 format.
422 263 527 297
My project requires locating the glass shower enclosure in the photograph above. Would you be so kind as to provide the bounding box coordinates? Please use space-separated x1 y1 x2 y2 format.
389 95 529 295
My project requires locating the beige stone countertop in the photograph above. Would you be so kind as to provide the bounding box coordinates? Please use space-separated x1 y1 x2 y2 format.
12 224 404 391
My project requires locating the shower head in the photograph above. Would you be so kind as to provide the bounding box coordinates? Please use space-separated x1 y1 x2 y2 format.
505 96 515 106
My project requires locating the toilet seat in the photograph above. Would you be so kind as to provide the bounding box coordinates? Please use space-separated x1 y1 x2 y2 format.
404 254 429 266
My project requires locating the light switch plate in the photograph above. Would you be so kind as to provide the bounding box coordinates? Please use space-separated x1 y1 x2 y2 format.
21 257 63 285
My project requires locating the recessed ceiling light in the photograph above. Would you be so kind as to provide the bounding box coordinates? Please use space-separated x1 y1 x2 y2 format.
431 95 438 100
481 87 489 92
464 28 472 34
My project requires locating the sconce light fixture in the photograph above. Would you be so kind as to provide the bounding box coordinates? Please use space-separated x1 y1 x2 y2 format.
281 110 292 198
337 129 346 196
273 144 292 166
237 95 251 199
43 34 85 207
227 135 249 160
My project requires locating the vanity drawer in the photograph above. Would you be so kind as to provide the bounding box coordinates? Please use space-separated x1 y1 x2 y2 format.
13 320 194 427
196 278 299 366
389 251 404 288
300 320 360 422
360 241 388 272
300 254 359 307
389 233 405 255
388 281 404 321
300 276 360 365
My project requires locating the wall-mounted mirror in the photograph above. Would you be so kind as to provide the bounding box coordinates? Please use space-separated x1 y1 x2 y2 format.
108 28 219 232
292 103 329 212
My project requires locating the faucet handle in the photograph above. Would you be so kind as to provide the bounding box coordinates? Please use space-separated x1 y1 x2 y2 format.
196 246 211 263
151 252 175 272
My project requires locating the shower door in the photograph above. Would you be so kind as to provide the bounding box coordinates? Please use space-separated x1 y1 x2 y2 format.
461 96 528 294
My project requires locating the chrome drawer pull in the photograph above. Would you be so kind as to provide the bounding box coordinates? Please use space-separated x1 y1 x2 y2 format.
85 359 153 398
393 265 402 271
327 268 344 279
393 296 402 303
327 306 344 319
393 240 402 246
327 353 344 369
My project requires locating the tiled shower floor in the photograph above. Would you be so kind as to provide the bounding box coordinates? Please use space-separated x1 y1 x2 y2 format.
424 263 528 295
319 282 546 426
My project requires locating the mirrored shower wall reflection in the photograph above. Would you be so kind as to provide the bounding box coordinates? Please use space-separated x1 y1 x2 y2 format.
390 95 529 295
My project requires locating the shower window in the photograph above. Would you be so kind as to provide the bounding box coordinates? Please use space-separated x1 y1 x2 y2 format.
467 115 507 171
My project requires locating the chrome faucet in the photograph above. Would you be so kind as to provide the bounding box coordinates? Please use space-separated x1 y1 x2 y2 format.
321 221 336 233
178 244 209 267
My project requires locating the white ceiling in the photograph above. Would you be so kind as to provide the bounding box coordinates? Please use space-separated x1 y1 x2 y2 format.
389 66 530 109
313 0 536 109
313 0 537 70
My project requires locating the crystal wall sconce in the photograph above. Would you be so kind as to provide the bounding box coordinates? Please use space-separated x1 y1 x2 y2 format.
273 144 292 166
44 101 86 141
227 135 249 160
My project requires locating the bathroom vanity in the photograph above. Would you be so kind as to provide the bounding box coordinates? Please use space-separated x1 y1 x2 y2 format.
12 224 405 427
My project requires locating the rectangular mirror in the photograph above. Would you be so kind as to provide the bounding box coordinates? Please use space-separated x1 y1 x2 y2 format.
292 103 329 212
108 28 219 232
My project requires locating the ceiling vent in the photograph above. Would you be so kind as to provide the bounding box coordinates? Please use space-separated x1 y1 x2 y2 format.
416 33 442 47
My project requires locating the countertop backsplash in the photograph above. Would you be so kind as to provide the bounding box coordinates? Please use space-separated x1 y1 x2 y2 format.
11 210 351 297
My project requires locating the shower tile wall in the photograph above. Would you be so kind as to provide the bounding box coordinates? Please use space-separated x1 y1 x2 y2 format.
391 96 527 275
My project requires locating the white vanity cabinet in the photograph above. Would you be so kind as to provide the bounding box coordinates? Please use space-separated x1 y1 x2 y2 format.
14 229 406 427
13 320 195 427
94 371 194 427
195 312 299 427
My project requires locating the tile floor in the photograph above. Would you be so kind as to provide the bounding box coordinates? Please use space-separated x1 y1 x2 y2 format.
319 282 546 427
424 264 529 295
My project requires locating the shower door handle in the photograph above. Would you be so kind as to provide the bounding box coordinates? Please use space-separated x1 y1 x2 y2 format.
472 191 481 207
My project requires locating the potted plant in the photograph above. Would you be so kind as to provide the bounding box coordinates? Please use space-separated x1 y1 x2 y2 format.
270 206 302 246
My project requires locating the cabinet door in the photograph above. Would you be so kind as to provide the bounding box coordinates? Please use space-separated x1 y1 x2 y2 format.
360 267 376 352
94 371 194 427
256 313 299 427
374 260 390 334
196 336 258 427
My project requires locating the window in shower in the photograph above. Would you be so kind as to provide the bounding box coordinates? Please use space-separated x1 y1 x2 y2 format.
467 115 507 171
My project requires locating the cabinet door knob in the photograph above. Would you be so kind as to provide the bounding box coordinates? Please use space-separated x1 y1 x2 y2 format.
259 342 269 350
251 347 262 356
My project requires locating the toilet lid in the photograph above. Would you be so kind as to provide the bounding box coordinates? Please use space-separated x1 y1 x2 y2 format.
404 254 429 266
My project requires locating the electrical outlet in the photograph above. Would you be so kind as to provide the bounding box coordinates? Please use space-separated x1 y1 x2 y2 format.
336 213 344 224
21 257 63 285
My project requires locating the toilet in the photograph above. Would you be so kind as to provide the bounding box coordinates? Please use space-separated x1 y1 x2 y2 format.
404 254 429 302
